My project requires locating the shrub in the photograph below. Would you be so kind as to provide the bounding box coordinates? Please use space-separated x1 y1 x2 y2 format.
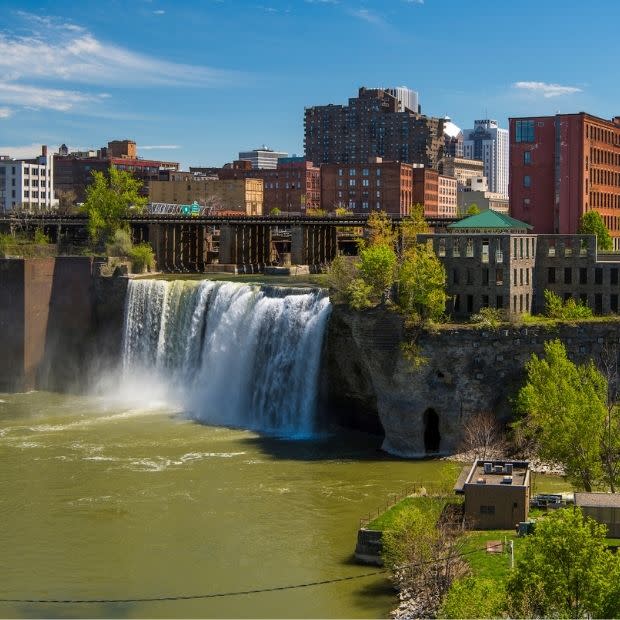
106 229 133 257
128 243 155 273
269 207 281 215
544 289 593 319
469 306 505 328
33 228 50 244
346 278 373 310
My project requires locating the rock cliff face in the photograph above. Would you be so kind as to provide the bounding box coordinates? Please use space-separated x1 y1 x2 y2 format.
326 305 620 458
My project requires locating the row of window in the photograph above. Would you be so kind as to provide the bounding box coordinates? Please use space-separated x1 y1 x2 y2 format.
337 190 382 199
590 167 620 187
338 168 383 177
589 191 620 209
548 266 616 285
515 120 536 143
587 124 620 146
437 237 534 260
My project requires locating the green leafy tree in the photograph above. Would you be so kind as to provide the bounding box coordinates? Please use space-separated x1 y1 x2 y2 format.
438 577 506 619
269 207 282 215
129 242 155 273
33 228 50 244
506 508 620 619
106 229 133 257
397 242 446 322
516 339 607 491
326 255 359 304
466 203 481 215
365 210 396 248
544 289 593 319
400 203 430 254
358 244 397 303
81 168 147 248
346 278 374 310
579 210 613 251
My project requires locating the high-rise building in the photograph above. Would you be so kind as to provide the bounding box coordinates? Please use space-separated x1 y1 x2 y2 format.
509 113 620 248
238 147 288 169
385 86 420 113
0 145 57 213
304 87 445 168
443 118 464 157
463 120 509 198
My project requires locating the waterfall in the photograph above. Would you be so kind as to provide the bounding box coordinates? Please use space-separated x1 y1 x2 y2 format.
121 279 332 438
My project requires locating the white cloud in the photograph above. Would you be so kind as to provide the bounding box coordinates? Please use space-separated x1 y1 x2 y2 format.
140 145 181 150
0 82 106 111
404 0 424 3
0 12 239 89
0 143 48 159
349 8 385 25
153 9 165 14
513 81 582 98
0 107 12 118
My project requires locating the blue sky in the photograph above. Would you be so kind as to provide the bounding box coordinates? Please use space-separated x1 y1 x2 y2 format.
0 0 617 168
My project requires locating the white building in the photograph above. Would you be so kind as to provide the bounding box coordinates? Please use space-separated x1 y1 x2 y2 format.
238 147 288 170
385 86 420 113
0 146 57 213
463 120 508 198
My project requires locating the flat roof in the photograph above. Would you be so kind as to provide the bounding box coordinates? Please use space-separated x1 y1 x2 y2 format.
575 493 620 508
464 460 529 488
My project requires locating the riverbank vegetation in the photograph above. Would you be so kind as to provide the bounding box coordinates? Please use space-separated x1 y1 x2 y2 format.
0 229 56 258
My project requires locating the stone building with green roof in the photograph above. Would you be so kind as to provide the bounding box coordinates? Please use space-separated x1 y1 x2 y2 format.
418 210 619 318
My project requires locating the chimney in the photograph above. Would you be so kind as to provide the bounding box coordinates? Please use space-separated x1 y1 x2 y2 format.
41 145 48 157
612 116 620 127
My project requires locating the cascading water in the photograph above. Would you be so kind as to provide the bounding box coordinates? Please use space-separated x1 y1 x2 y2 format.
121 279 332 438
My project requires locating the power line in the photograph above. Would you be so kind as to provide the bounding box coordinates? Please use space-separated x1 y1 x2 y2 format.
0 542 505 605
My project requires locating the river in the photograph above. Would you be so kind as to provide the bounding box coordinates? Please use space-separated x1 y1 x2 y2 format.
0 391 465 619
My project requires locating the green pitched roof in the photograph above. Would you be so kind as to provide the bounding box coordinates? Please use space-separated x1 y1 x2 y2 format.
447 210 533 231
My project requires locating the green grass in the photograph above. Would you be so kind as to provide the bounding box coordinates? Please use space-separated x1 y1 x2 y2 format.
460 529 521 582
366 495 457 531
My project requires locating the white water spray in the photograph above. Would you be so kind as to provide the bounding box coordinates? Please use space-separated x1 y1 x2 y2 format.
121 279 331 437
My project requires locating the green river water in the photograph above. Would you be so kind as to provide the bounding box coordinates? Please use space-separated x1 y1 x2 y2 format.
0 391 568 619
0 391 461 619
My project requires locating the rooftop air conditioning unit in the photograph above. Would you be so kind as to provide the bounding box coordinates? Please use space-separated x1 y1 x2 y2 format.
477 477 486 484
483 462 493 474
502 475 513 484
505 463 514 474
494 465 504 474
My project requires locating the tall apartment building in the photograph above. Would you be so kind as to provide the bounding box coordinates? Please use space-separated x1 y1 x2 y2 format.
220 158 320 214
149 177 263 215
304 87 445 168
54 140 179 201
509 113 620 248
463 120 509 197
443 118 464 157
412 167 439 218
438 175 458 218
384 86 420 113
0 145 57 213
320 159 415 216
238 147 288 170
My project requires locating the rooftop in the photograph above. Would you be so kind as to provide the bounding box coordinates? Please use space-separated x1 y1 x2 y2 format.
575 493 620 508
447 210 533 232
455 459 530 493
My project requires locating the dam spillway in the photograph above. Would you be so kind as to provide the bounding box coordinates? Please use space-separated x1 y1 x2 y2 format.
121 279 332 437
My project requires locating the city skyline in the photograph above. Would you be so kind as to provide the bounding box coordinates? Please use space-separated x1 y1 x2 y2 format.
0 0 616 168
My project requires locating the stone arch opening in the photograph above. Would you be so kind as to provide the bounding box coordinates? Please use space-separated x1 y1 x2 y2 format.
423 408 441 453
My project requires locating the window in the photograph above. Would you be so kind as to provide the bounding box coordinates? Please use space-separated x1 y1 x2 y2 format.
338 179 343 187
611 294 618 313
595 293 603 314
362 179 369 187
454 294 460 312
453 239 460 257
362 201 369 209
520 269 523 285
362 168 369 176
595 268 603 285
496 268 504 285
466 238 474 257
349 168 356 176
523 151 532 164
482 268 489 285
482 240 489 263
376 169 381 176
467 295 473 313
482 295 489 307
580 268 588 284
438 238 446 257
526 269 530 285
611 268 618 285
523 175 531 188
467 269 473 285
515 119 535 143
496 295 503 309
349 179 356 187
338 169 343 176
564 267 572 284
548 267 556 284
480 505 496 515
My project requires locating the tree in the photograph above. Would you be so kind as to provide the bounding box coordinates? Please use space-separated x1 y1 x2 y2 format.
365 210 396 248
516 339 607 491
438 577 506 619
579 210 613 251
397 242 446 322
358 243 397 303
81 168 147 248
544 289 593 319
56 189 78 214
269 207 282 215
459 411 504 460
466 204 480 216
598 344 620 493
383 505 468 618
400 203 430 255
506 508 620 619
326 255 359 304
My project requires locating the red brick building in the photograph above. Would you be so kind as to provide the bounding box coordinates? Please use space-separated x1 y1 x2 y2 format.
320 159 415 216
219 158 320 214
412 166 439 217
509 113 620 248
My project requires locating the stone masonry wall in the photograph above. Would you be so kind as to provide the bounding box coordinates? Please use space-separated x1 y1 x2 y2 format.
327 304 620 457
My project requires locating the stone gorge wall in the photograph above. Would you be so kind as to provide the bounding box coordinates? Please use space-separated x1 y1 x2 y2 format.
326 304 620 457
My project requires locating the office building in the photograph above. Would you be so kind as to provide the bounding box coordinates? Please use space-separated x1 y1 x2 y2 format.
463 120 509 197
0 145 57 212
238 147 288 170
509 113 620 248
304 87 445 168
385 86 420 113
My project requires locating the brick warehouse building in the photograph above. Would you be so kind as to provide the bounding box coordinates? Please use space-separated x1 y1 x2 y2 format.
509 113 620 248
304 87 445 168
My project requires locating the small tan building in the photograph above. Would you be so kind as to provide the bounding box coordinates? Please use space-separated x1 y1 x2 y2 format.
575 493 620 537
149 177 263 215
455 459 530 530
